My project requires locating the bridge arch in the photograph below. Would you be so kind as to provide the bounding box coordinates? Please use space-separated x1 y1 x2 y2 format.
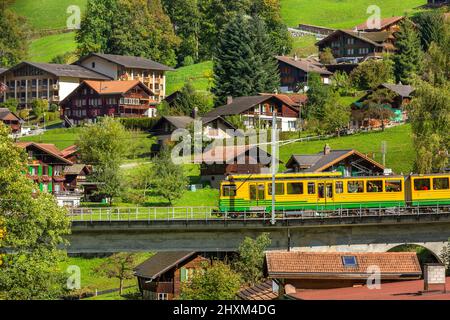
386 243 444 264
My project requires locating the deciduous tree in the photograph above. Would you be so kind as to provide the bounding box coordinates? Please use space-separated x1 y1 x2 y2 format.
95 253 138 295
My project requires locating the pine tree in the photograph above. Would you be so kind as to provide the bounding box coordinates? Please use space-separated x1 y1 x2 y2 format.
212 14 280 106
393 18 424 84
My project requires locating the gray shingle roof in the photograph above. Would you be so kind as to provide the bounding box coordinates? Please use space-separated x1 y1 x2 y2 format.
287 150 353 172
134 252 196 279
0 67 7 75
163 116 195 129
205 96 273 118
381 83 415 97
276 56 332 75
5 62 111 80
317 30 390 47
79 53 174 71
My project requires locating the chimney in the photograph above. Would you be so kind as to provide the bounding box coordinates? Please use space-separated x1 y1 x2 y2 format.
424 263 446 293
324 144 331 155
227 96 233 105
192 107 199 119
293 54 298 61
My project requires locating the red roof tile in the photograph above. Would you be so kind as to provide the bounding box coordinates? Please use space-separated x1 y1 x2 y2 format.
266 251 421 278
355 16 404 31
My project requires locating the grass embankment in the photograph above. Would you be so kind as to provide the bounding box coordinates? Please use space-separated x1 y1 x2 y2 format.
60 252 152 299
280 0 426 28
29 32 77 63
166 61 213 95
278 124 414 174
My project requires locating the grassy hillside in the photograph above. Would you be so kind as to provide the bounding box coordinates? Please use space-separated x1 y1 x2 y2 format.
11 0 87 30
280 0 425 28
166 61 213 95
29 32 77 63
279 124 414 174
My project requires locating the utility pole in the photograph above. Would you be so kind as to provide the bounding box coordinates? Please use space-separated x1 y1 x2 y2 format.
271 111 277 225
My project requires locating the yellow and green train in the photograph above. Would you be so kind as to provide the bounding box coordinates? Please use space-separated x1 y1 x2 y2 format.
218 172 450 214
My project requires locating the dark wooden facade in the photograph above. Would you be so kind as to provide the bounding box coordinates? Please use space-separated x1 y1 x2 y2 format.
60 80 155 125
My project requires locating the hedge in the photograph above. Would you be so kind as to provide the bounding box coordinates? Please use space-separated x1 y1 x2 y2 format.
119 117 161 131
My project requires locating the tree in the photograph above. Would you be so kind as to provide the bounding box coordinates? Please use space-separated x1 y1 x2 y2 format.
319 48 335 64
306 73 331 120
233 233 271 286
0 0 28 67
151 147 188 205
350 58 394 90
393 18 424 84
0 123 70 299
212 13 280 106
174 81 213 116
0 98 18 113
322 93 351 136
413 10 445 51
180 260 241 300
408 81 449 173
31 99 49 122
362 88 395 131
77 0 180 66
95 253 137 295
77 117 131 203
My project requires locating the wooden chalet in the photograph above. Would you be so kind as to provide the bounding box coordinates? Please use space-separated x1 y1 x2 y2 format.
316 29 396 63
266 251 422 291
60 80 156 126
0 108 22 133
351 83 415 130
285 145 386 177
204 95 300 132
16 142 92 207
276 56 332 91
134 252 209 300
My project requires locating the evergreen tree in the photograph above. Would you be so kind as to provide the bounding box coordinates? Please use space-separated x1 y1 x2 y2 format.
306 73 330 120
413 10 445 51
0 0 28 67
212 14 279 106
393 18 424 84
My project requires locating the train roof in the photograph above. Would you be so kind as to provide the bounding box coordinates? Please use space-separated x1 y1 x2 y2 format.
226 172 343 181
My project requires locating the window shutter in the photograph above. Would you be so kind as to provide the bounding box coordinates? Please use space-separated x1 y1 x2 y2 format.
48 166 53 177
38 165 42 176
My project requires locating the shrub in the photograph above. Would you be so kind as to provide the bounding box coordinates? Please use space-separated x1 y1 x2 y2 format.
119 117 160 131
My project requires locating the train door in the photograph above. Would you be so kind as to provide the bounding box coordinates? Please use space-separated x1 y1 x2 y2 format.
249 183 266 206
317 180 333 208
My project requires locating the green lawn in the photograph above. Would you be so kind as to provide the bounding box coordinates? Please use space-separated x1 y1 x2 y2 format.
11 0 87 30
291 35 318 58
166 61 213 95
60 253 152 297
20 127 81 149
29 32 77 63
280 0 426 27
278 124 414 174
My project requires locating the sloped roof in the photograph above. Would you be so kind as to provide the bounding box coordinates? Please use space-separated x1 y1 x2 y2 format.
134 252 197 279
316 30 389 47
355 16 404 31
237 280 279 300
276 56 332 75
205 95 299 118
381 83 415 97
2 62 111 80
266 251 422 278
16 142 73 165
0 108 20 121
78 53 174 71
286 149 385 172
0 67 7 74
60 145 79 158
64 164 90 175
163 116 195 129
84 80 148 95
202 145 275 164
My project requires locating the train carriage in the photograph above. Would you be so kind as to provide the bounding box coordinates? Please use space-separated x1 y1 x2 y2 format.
219 172 450 215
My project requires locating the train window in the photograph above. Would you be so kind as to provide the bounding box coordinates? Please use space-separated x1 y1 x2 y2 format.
414 178 430 191
386 180 402 192
308 182 315 195
268 183 285 195
222 185 237 197
335 181 344 194
347 181 364 193
250 185 257 200
287 183 303 195
367 180 383 193
433 178 449 190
